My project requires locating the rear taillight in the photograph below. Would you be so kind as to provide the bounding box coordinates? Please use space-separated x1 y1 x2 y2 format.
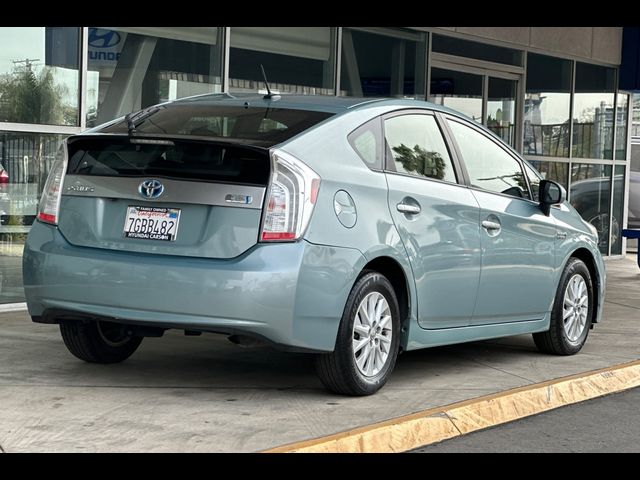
37 141 67 225
0 169 8 184
260 150 320 242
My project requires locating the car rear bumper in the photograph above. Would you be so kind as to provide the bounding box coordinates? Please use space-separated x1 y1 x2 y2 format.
23 221 366 352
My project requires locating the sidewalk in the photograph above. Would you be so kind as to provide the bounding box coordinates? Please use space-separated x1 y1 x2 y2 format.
0 257 638 452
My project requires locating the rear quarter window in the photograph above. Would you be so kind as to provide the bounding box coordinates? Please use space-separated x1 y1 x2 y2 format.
348 118 382 170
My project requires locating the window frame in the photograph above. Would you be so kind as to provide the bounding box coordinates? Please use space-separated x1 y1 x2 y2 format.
441 113 539 204
381 108 463 186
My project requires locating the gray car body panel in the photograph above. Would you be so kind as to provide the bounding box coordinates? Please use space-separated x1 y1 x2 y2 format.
23 221 365 352
23 95 606 353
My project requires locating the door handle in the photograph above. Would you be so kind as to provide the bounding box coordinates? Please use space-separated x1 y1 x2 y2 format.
397 203 421 214
481 220 501 230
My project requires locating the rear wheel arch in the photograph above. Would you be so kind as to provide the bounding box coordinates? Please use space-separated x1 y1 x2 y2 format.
359 256 411 334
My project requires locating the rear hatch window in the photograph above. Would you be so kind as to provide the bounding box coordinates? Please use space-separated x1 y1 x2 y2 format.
67 138 270 186
98 104 333 146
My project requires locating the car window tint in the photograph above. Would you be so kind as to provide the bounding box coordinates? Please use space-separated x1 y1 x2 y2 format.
99 105 333 146
448 119 529 199
523 162 542 201
348 118 382 169
384 114 457 183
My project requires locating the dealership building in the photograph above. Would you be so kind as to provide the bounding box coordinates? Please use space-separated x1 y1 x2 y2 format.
0 26 638 307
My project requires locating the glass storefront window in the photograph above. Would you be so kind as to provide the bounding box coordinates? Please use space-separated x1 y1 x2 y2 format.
632 94 640 137
524 53 572 157
87 27 223 128
0 28 79 126
570 163 612 253
487 77 517 146
430 68 483 122
629 143 640 232
572 62 616 159
615 93 629 161
0 132 65 303
610 165 625 255
528 160 569 190
230 27 336 95
432 34 523 66
341 28 426 98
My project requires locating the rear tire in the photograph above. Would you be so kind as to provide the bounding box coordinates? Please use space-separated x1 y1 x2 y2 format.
316 271 401 396
533 257 593 355
59 320 143 364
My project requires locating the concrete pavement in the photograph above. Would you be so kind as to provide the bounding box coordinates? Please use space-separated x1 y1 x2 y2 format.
0 256 638 452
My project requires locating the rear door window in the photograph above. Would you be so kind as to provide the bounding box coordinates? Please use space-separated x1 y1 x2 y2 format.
384 114 458 183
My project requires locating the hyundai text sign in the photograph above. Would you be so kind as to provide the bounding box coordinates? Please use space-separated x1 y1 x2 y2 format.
88 28 124 65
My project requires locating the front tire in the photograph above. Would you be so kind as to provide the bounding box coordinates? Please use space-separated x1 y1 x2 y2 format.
60 319 143 364
533 257 593 355
316 271 401 396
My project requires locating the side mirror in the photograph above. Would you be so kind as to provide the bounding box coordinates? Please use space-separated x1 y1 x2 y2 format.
539 180 566 216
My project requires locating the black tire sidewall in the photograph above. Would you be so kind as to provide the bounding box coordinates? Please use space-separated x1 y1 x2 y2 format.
551 259 593 354
60 320 143 364
336 271 401 395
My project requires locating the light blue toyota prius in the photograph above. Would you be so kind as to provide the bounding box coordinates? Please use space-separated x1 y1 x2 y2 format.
23 94 605 395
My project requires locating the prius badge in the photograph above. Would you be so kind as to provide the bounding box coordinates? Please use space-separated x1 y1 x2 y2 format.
138 179 164 199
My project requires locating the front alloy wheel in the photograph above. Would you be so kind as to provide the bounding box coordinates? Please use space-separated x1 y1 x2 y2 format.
533 257 593 355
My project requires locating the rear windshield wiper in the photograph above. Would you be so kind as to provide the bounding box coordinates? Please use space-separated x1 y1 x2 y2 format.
124 105 164 135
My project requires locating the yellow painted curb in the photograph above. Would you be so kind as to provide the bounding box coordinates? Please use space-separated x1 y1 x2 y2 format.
264 359 640 453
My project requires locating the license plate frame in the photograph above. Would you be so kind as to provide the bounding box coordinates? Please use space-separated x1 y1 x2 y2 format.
123 205 181 242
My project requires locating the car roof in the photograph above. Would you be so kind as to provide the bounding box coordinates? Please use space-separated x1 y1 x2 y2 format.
170 92 465 117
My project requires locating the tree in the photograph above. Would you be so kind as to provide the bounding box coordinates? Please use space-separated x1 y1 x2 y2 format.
392 143 447 180
0 65 67 125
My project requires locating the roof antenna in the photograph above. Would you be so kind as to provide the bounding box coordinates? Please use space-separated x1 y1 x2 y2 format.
260 64 280 101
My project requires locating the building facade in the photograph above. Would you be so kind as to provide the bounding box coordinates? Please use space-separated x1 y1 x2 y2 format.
0 26 634 306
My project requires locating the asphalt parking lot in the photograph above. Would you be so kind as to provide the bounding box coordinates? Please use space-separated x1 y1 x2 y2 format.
0 256 638 452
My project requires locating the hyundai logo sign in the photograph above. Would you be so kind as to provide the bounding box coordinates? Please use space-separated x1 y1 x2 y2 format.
138 180 164 200
88 29 121 48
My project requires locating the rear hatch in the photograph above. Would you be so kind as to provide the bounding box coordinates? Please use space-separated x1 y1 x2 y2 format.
57 102 332 259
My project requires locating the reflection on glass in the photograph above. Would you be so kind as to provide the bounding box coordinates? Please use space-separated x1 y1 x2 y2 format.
87 27 223 127
0 27 79 126
448 120 528 198
570 163 612 253
524 53 572 157
384 114 456 183
430 68 482 123
615 93 629 161
431 34 523 66
572 62 615 159
628 144 640 231
610 165 625 254
528 160 569 190
523 162 541 202
230 27 336 95
632 94 640 137
0 132 65 303
487 77 516 147
341 28 426 97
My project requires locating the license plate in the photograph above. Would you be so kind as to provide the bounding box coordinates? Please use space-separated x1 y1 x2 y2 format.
123 206 181 242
